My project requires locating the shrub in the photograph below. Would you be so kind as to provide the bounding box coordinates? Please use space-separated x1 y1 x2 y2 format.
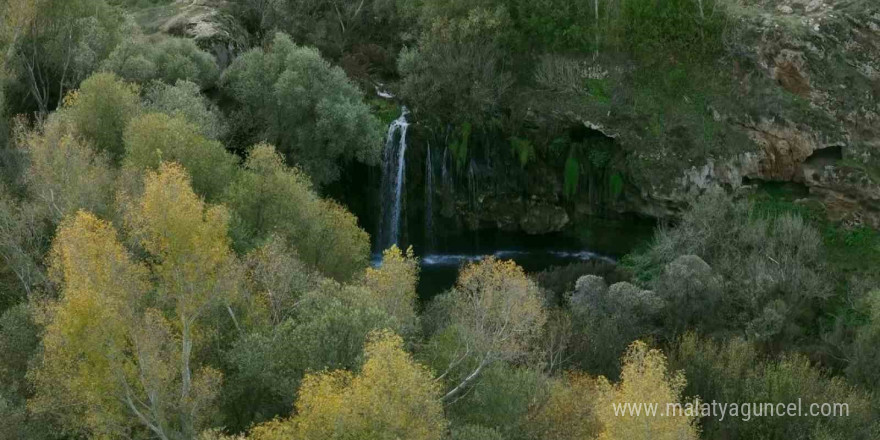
124 113 238 201
144 80 226 140
221 33 382 186
628 189 830 343
64 72 140 161
103 35 219 88
670 334 880 439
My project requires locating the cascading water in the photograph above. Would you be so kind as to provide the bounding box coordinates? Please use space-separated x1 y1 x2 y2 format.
425 144 435 252
377 107 410 252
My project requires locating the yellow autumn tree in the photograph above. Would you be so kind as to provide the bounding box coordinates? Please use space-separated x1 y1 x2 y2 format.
250 330 447 440
361 245 420 336
595 341 700 440
439 257 547 402
525 372 601 440
30 211 150 438
128 162 241 437
32 163 240 439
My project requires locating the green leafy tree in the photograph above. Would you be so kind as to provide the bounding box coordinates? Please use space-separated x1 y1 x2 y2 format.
0 303 42 439
4 0 123 115
21 112 117 223
223 278 396 429
63 72 140 160
568 277 662 379
446 363 546 437
144 80 227 140
124 113 239 202
103 34 219 88
223 248 423 429
397 5 513 127
0 187 47 301
847 290 880 390
670 333 880 439
222 32 382 185
239 0 402 59
628 189 830 343
224 143 369 280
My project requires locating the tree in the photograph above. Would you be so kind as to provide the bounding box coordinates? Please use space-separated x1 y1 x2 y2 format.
30 210 161 438
20 112 117 223
243 235 320 327
240 0 402 59
222 32 382 185
360 245 420 336
124 113 239 202
225 143 369 280
248 330 447 440
670 333 880 439
31 163 242 439
595 341 700 440
0 188 47 301
0 303 44 439
848 290 880 390
568 277 663 379
63 72 140 161
222 245 419 429
102 34 219 89
524 372 601 440
223 277 398 429
144 80 227 140
427 257 546 402
445 363 546 437
397 4 514 126
4 0 122 115
128 163 242 438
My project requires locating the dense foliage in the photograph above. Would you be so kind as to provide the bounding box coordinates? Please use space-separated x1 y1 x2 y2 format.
222 33 383 185
0 0 877 439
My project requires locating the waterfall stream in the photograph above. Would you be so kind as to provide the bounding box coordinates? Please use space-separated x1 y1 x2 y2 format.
425 144 434 252
377 108 410 252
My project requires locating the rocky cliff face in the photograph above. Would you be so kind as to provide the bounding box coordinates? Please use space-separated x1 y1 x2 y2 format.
441 0 879 234
644 0 880 226
149 0 250 69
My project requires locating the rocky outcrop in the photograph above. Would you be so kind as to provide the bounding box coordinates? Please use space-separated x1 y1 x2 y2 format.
520 203 570 235
156 1 249 69
629 2 880 224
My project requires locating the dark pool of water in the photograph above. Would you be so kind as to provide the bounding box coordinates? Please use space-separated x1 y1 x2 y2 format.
373 218 657 300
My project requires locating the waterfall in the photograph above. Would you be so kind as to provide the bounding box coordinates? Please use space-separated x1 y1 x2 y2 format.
377 108 410 252
425 144 434 252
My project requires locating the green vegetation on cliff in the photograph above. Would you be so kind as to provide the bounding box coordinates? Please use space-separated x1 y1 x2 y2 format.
0 0 877 439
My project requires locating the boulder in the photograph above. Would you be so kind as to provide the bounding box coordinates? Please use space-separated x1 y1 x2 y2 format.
519 203 570 235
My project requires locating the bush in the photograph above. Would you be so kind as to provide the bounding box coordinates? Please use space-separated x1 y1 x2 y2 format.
568 279 662 379
144 80 226 140
221 33 382 186
846 290 880 390
628 189 830 343
64 72 140 161
532 260 621 307
224 143 369 281
124 113 238 201
103 35 219 88
670 334 880 439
